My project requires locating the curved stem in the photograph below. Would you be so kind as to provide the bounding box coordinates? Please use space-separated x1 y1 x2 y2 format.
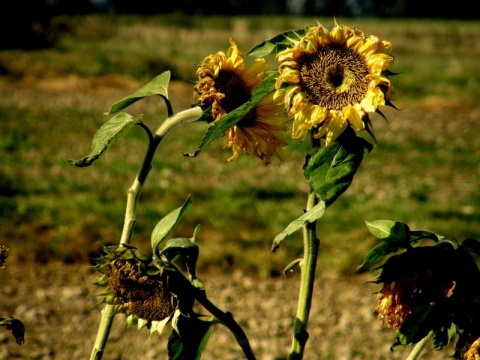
89 106 203 360
406 331 434 360
288 188 319 360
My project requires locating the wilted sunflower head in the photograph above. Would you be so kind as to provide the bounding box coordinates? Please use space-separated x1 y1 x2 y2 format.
275 22 394 146
464 337 480 360
374 246 458 330
194 38 289 165
94 245 176 334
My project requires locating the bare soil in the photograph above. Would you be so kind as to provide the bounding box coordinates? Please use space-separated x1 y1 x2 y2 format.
0 260 456 360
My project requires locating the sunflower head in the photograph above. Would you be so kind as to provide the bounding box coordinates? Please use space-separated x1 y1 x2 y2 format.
194 38 289 165
464 337 480 360
374 246 458 330
275 22 395 146
94 245 176 334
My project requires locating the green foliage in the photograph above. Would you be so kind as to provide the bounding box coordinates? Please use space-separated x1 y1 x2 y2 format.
68 112 143 167
304 128 374 207
248 28 307 57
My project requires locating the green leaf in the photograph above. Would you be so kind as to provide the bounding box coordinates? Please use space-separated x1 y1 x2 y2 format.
183 75 276 158
304 127 374 207
365 220 410 243
159 237 199 278
461 237 480 255
106 71 170 114
168 312 213 360
248 28 307 57
359 220 412 268
272 201 326 251
151 196 192 255
68 112 142 167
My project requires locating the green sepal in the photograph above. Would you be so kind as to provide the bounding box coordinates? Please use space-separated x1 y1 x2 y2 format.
106 71 171 115
304 127 374 208
410 230 441 245
151 196 192 256
68 112 143 167
271 201 326 252
248 28 307 57
183 74 276 158
168 310 213 360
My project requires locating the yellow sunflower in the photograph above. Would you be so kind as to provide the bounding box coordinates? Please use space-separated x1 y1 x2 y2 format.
194 38 288 165
275 22 394 146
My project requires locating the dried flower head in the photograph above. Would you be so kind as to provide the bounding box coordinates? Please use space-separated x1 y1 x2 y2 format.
374 246 458 330
94 245 176 334
275 22 394 146
194 38 288 164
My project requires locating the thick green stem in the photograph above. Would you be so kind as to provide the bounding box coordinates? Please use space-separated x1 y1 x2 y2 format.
89 106 202 360
406 331 434 360
288 188 319 360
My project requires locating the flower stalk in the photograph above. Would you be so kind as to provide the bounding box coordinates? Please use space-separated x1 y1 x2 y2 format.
289 186 320 360
90 106 202 360
406 330 434 360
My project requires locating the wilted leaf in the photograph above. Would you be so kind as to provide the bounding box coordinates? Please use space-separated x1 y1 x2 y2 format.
69 112 142 167
107 71 170 114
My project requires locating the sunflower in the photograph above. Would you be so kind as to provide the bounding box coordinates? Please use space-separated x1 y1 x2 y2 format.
275 22 394 146
93 245 176 335
465 338 480 360
194 38 288 165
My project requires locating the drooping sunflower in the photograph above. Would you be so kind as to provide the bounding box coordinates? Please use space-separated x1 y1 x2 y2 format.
94 245 176 335
275 22 395 146
194 38 288 165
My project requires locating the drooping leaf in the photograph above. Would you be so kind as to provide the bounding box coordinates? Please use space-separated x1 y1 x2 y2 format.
248 28 307 57
461 237 480 255
68 112 142 167
159 237 199 278
107 71 171 114
272 200 326 251
304 128 374 207
410 230 441 244
151 196 192 255
168 311 213 360
183 75 276 158
359 242 395 269
0 317 25 345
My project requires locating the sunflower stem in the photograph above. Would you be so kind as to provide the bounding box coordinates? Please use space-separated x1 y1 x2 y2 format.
288 187 319 360
406 330 434 360
90 105 203 360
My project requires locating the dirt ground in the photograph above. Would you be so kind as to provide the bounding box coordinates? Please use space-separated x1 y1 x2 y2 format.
0 260 457 360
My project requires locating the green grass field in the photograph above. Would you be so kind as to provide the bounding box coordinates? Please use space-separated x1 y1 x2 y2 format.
1 14 479 276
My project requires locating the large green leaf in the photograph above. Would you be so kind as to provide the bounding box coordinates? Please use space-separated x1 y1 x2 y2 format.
68 112 142 167
248 28 307 57
271 201 326 251
151 196 192 255
168 311 213 360
159 237 199 278
183 75 276 158
304 128 374 207
106 71 171 114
